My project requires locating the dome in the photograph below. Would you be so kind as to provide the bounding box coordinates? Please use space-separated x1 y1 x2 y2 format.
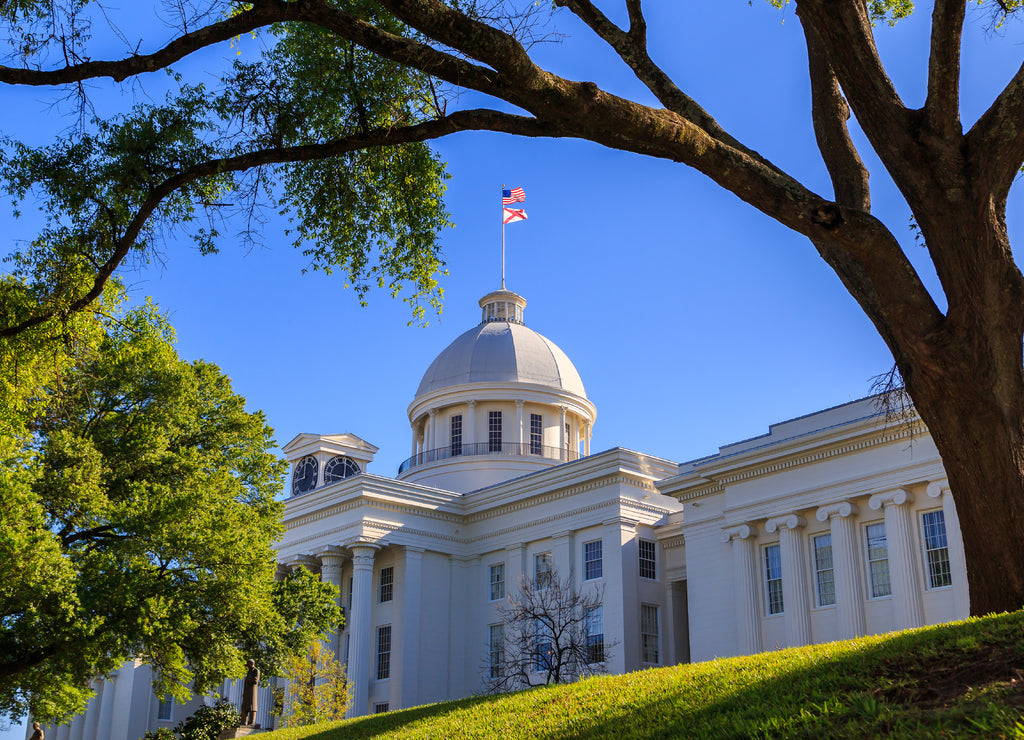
414 290 586 400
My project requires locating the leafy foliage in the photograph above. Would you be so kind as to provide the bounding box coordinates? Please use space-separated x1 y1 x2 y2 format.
174 697 240 740
279 640 350 728
0 297 340 723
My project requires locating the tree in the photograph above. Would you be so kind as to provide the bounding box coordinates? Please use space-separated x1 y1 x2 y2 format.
278 640 350 727
1 1 1024 615
484 571 615 692
0 297 340 723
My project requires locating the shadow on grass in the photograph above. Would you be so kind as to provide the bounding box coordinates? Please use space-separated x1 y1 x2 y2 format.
267 611 1024 740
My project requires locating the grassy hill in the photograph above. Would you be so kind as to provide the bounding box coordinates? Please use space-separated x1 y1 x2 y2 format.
261 611 1024 739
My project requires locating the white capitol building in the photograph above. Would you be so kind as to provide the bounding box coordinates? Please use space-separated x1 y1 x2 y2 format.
40 288 969 738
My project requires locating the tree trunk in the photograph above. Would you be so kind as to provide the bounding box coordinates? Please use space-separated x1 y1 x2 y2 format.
894 209 1024 616
911 380 1024 615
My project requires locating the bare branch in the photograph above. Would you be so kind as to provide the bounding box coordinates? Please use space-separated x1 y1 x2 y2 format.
800 17 870 211
967 60 1024 199
924 0 965 140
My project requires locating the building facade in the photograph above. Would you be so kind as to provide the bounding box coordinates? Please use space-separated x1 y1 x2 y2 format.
37 288 970 737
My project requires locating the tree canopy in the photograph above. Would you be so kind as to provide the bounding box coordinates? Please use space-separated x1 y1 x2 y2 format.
3 0 1024 618
0 290 339 723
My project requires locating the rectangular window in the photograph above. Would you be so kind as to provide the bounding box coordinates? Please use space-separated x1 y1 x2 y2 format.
488 623 504 679
640 603 660 664
583 540 603 581
565 422 571 451
157 695 174 722
639 539 657 580
922 511 953 589
813 533 836 607
450 414 463 456
489 563 505 601
376 625 392 680
584 605 604 664
764 543 784 615
347 576 353 609
865 522 892 598
530 413 543 455
379 566 394 603
374 702 389 714
534 552 553 590
488 411 503 452
534 618 552 672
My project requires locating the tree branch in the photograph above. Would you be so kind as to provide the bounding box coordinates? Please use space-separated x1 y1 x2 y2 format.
794 1 921 201
924 0 965 141
0 111 556 337
0 1 296 85
967 60 1024 199
800 16 870 211
554 0 758 159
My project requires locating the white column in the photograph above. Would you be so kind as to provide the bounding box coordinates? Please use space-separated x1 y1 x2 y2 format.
319 548 346 658
552 530 574 582
55 724 70 740
399 546 424 709
583 421 591 456
505 542 526 593
816 501 865 639
869 489 924 630
603 516 639 672
765 514 811 647
721 525 761 655
446 555 472 699
466 400 476 448
515 400 525 450
558 406 567 461
94 673 117 740
81 679 103 740
410 422 418 460
69 698 88 740
108 660 136 740
427 409 437 453
346 543 379 718
927 481 970 618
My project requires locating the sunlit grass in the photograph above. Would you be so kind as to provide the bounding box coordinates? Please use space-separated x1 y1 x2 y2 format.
260 610 1024 739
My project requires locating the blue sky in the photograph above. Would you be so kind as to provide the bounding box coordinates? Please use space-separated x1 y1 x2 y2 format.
3 2 1023 737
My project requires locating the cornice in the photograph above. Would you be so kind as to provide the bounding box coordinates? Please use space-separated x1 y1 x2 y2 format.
661 419 929 500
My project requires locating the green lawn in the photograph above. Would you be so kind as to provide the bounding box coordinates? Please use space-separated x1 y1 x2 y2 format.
261 611 1024 739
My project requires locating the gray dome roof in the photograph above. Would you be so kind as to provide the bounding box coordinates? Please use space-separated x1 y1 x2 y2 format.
415 321 587 399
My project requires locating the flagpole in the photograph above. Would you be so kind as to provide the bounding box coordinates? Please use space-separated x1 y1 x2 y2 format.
501 184 506 289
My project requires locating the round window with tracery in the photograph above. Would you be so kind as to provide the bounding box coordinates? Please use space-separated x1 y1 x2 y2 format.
324 455 360 484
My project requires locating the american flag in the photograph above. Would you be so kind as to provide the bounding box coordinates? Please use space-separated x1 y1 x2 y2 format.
502 187 525 205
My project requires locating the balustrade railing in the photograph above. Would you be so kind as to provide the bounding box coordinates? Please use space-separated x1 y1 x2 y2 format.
398 441 581 475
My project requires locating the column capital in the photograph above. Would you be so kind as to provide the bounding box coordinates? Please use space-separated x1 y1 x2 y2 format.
505 542 526 553
467 399 476 408
287 554 320 572
559 405 568 416
515 399 525 408
404 545 426 555
869 488 914 510
926 480 950 500
428 407 438 417
721 524 756 543
765 514 806 533
348 542 380 568
815 501 858 522
552 530 573 542
318 546 347 570
603 515 639 530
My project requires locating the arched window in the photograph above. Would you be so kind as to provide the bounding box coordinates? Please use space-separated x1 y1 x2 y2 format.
292 455 318 496
324 455 360 484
